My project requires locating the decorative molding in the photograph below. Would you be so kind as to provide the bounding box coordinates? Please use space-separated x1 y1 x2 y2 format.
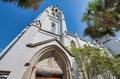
39 29 61 37
24 62 30 67
26 38 74 57
36 57 63 75
23 45 73 79
30 20 41 28
26 38 57 47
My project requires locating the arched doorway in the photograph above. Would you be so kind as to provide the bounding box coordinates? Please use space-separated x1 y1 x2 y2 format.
22 45 72 79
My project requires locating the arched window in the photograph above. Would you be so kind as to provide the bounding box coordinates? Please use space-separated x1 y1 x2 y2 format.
70 40 76 47
50 23 56 33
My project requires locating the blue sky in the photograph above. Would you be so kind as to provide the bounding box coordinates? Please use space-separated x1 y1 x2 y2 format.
0 0 92 51
0 0 119 52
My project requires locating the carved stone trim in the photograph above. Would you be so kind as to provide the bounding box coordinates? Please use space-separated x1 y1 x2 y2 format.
22 45 72 79
36 69 63 75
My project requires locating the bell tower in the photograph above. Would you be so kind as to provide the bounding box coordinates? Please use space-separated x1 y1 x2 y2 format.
32 6 67 35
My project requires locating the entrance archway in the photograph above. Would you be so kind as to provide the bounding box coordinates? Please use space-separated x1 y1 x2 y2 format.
22 45 72 79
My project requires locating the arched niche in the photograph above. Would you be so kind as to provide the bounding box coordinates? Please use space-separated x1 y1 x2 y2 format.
22 45 72 79
70 40 76 47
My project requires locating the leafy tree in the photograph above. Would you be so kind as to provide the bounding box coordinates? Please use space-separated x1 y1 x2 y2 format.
82 0 120 39
2 0 43 10
70 45 120 79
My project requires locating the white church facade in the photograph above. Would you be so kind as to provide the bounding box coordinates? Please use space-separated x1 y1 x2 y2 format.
0 6 120 79
0 6 91 79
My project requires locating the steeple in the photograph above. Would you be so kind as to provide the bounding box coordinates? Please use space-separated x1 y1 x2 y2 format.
31 6 67 35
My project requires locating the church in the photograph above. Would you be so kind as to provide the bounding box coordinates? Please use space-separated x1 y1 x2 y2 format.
0 6 119 79
0 6 92 79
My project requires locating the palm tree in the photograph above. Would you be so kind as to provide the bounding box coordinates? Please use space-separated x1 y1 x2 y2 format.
2 0 43 10
82 0 120 39
84 26 115 39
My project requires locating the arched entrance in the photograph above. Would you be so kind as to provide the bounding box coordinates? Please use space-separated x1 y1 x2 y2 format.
22 45 72 79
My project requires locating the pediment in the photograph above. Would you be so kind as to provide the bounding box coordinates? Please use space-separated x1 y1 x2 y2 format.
30 20 41 27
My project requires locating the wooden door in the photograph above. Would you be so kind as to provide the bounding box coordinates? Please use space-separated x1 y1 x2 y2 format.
35 76 61 79
35 74 62 79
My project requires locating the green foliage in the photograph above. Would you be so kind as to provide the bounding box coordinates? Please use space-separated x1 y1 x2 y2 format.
84 26 115 39
70 46 120 79
2 0 43 10
82 0 120 39
18 0 31 9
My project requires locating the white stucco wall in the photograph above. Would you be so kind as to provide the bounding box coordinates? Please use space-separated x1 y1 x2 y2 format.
63 35 78 48
63 33 88 48
36 6 67 35
0 24 73 79
0 6 96 79
103 39 120 55
0 26 38 70
98 36 120 55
